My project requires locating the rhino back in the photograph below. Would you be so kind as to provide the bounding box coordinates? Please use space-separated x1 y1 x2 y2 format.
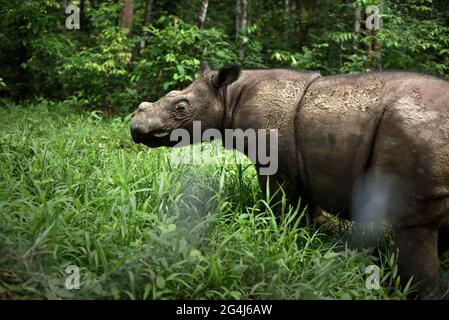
296 72 449 223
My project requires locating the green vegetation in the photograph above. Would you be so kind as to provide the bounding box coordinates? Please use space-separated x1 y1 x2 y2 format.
0 103 416 299
1 0 448 113
1 0 448 300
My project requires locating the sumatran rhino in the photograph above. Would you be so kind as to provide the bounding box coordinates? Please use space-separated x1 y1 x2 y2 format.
130 62 449 297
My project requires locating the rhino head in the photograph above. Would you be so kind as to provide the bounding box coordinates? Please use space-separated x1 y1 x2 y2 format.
130 62 241 147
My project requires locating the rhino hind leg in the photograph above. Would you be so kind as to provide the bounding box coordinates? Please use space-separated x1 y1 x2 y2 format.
313 207 344 235
395 225 440 298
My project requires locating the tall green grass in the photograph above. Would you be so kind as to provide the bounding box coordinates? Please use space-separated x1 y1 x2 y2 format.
0 102 416 299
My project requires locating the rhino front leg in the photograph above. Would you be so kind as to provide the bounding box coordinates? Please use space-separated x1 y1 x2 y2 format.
257 172 302 218
257 172 323 224
395 224 440 297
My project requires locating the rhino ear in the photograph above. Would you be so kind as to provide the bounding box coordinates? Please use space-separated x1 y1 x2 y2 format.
200 60 211 74
212 64 241 89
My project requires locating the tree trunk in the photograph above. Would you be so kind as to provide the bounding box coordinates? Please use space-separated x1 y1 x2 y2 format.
295 0 318 50
237 0 248 61
61 0 67 33
284 0 290 16
284 0 290 40
197 0 209 29
140 0 155 49
143 0 155 27
236 0 241 35
241 0 248 31
378 0 383 71
295 0 302 35
374 0 383 71
295 0 306 48
79 0 85 31
365 29 373 55
354 3 361 51
300 0 318 47
120 0 134 37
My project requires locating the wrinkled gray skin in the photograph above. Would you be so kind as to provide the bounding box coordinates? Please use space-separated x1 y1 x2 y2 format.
131 62 449 297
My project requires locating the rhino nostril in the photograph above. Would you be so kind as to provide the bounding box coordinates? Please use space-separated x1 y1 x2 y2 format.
130 124 146 142
130 116 150 141
130 115 165 142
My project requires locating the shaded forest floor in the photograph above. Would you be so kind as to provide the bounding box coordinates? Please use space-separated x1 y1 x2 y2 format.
1 102 447 299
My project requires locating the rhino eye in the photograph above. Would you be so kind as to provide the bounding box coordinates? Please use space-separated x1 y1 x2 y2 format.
175 102 188 114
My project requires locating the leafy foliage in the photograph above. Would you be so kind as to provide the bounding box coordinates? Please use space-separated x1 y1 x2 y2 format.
1 0 447 112
59 26 134 113
133 16 237 99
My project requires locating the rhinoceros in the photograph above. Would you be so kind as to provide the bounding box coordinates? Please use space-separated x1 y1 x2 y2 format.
130 62 449 297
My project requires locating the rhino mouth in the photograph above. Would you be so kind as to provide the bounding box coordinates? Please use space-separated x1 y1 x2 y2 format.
136 131 179 148
152 131 169 138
